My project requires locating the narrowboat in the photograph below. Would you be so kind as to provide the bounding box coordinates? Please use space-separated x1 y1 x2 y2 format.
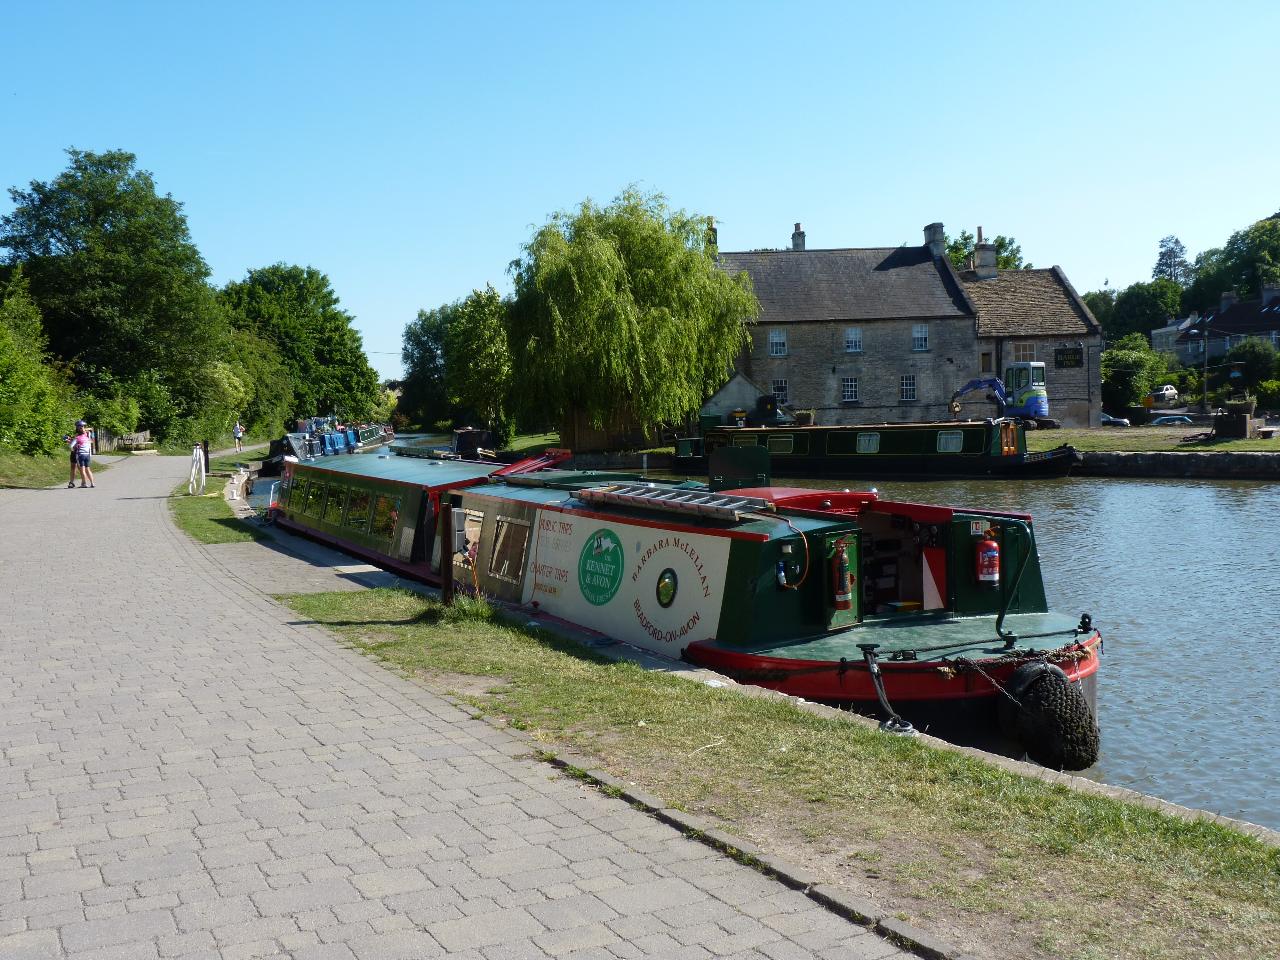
269 448 571 580
673 418 1081 480
260 421 394 477
443 470 1101 769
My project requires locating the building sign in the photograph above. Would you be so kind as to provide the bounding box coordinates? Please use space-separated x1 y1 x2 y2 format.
1054 347 1084 368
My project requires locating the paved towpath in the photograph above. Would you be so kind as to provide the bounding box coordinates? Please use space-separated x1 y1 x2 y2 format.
0 454 908 960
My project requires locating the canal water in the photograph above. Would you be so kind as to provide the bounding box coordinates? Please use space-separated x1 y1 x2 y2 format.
689 474 1280 831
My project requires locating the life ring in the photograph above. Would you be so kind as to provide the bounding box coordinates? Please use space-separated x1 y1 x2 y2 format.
997 662 1100 770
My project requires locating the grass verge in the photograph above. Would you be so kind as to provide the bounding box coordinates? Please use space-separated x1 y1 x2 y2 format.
284 587 1279 960
168 480 264 544
208 448 268 474
0 450 112 489
1027 426 1280 453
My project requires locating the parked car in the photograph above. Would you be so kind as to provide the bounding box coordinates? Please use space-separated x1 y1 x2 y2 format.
1100 412 1130 427
1148 384 1179 404
1150 415 1193 426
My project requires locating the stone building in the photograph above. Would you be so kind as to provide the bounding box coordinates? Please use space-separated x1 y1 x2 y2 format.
717 223 1101 427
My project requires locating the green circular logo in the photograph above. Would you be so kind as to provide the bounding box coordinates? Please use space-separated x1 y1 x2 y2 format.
578 529 623 606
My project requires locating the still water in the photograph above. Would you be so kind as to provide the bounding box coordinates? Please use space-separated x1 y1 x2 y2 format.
710 474 1280 830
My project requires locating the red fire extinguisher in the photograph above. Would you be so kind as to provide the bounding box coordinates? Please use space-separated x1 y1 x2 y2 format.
831 538 853 610
976 530 1000 587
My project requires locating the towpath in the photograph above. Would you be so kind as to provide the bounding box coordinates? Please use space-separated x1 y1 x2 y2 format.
0 454 908 959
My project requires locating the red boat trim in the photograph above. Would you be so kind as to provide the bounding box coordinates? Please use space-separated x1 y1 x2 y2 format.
684 633 1101 704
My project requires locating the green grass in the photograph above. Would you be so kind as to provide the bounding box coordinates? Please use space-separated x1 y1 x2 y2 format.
1028 426 1280 453
503 431 560 455
208 448 268 474
168 481 264 544
285 587 1280 960
0 451 73 488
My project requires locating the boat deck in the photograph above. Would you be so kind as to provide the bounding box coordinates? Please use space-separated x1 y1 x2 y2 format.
699 610 1089 662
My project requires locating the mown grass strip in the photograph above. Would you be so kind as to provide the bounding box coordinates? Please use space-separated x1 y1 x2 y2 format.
284 587 1279 960
168 480 263 544
0 450 113 489
1027 426 1280 453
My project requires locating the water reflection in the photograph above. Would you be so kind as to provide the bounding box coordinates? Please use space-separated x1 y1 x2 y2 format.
660 472 1280 831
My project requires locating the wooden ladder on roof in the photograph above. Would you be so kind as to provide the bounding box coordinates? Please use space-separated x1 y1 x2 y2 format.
575 484 774 521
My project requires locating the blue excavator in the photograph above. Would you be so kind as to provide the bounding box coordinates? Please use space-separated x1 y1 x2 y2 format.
949 361 1060 429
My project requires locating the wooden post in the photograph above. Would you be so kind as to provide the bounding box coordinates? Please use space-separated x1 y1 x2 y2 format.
440 498 455 606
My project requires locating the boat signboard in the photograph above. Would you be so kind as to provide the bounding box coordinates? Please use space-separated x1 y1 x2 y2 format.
524 510 732 657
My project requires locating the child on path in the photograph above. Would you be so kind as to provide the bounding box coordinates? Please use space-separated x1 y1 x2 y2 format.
66 419 89 487
67 426 95 488
233 420 245 453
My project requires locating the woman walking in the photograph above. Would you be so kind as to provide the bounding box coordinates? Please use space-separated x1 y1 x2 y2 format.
68 426 95 488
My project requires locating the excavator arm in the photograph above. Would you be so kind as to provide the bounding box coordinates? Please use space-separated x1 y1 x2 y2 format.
949 377 1009 415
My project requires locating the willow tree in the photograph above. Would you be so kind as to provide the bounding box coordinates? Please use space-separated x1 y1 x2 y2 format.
508 189 757 450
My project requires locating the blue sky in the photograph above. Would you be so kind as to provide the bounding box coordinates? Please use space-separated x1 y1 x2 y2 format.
4 0 1276 380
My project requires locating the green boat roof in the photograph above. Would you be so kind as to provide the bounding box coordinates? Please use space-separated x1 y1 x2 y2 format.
293 455 496 488
700 611 1085 662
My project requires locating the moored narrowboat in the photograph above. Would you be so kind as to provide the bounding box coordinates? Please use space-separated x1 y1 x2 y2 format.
674 417 1081 479
443 471 1101 769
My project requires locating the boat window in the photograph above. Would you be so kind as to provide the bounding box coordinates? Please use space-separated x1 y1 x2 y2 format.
856 432 880 454
283 478 303 508
371 495 400 539
346 490 372 531
323 487 347 524
937 430 964 453
488 517 531 584
303 481 326 516
766 435 794 454
460 509 485 568
731 434 758 447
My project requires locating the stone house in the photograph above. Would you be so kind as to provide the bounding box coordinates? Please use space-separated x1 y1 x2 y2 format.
1171 287 1280 366
717 223 1102 427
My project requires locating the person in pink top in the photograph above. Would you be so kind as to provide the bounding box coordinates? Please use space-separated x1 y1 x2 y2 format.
66 426 95 488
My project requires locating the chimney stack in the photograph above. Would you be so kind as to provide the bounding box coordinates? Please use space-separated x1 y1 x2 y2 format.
923 222 945 258
1261 283 1280 307
1220 289 1239 312
791 223 805 252
973 232 998 280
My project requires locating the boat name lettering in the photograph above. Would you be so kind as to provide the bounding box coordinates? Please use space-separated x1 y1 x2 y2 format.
631 536 712 598
539 517 575 535
633 598 701 645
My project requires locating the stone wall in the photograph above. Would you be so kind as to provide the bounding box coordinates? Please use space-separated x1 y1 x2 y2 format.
1080 451 1280 478
743 318 979 425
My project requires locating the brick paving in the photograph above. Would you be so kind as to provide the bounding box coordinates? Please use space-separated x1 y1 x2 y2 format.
0 454 910 959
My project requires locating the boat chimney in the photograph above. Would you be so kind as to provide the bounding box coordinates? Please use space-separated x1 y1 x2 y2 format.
791 222 806 251
1220 289 1238 312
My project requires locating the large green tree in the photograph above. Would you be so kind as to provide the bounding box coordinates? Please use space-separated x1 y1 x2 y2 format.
1106 279 1182 341
0 269 75 455
1100 333 1171 410
399 303 456 429
508 189 758 447
1183 217 1280 314
946 230 1030 270
1152 235 1192 287
0 148 227 435
443 285 512 439
219 264 379 423
1082 287 1117 331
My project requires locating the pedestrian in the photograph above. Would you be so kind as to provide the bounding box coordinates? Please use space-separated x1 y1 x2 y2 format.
66 419 89 487
233 419 245 453
67 426 95 488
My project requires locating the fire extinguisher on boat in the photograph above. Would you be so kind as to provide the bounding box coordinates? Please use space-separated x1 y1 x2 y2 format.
830 538 853 610
976 529 1000 587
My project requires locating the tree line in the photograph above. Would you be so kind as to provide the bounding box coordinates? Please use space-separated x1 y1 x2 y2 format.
0 149 385 457
397 189 759 448
1084 211 1280 411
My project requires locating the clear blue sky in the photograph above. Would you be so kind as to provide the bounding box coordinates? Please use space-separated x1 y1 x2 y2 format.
4 0 1276 380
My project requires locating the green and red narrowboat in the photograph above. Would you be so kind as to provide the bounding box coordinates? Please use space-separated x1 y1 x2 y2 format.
444 471 1102 769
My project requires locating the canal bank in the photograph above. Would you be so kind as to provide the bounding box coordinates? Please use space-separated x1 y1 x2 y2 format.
1079 449 1280 478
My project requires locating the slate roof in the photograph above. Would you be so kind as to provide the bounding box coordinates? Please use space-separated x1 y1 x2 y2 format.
958 267 1101 338
1174 297 1280 340
717 246 974 323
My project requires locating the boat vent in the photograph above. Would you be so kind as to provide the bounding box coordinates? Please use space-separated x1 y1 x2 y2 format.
575 484 773 521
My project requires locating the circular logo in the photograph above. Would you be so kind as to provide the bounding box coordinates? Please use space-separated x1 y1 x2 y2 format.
655 568 678 608
577 528 623 606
